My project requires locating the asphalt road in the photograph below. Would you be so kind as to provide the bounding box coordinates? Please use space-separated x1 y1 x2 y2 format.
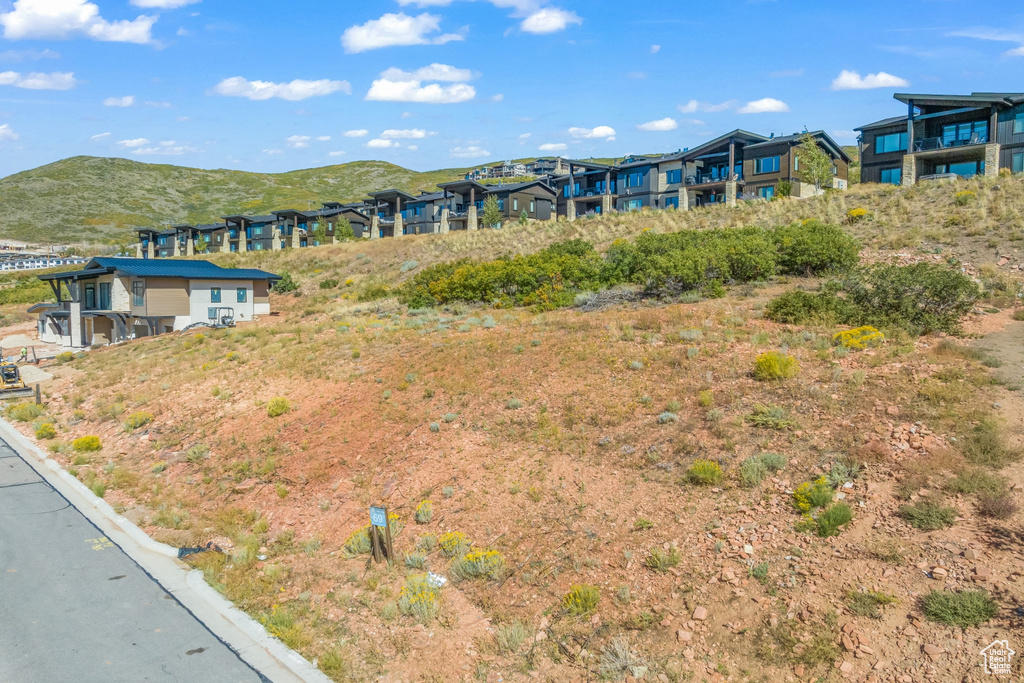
0 438 268 683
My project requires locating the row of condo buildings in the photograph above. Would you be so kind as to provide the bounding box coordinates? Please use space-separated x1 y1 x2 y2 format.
135 91 1024 258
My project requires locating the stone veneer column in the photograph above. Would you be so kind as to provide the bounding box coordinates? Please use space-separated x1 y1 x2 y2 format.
173 238 181 257
147 242 155 259
394 213 404 238
601 194 613 214
370 215 380 239
725 181 738 208
186 236 194 256
69 299 83 348
467 206 478 231
440 208 450 234
984 144 1001 178
272 226 282 251
136 243 143 258
291 220 301 249
566 199 577 222
901 154 917 186
679 187 690 212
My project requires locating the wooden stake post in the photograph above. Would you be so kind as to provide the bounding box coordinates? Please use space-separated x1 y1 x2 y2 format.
369 506 394 565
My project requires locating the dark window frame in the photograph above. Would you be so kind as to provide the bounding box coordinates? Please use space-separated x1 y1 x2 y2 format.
236 287 247 304
132 281 145 307
210 287 221 303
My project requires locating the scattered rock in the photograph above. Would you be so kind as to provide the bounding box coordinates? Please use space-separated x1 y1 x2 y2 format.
693 606 708 621
676 630 692 643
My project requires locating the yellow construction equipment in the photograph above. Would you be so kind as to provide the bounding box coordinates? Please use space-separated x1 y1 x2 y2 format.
0 361 35 400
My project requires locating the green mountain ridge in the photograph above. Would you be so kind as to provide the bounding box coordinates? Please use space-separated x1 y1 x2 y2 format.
0 156 481 245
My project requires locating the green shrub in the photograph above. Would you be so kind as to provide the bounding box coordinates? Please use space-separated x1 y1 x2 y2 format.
35 423 57 440
7 403 43 422
686 459 723 485
899 500 956 530
56 351 75 364
697 390 713 407
847 591 896 619
959 419 1021 469
438 531 471 557
976 491 1019 519
657 412 678 424
772 220 861 275
123 411 153 432
739 452 784 487
753 351 799 381
943 469 1005 495
404 552 427 569
272 272 299 293
645 547 681 572
793 477 835 512
562 584 600 616
319 278 339 289
496 621 527 653
747 404 798 430
922 589 997 628
764 290 853 326
72 436 101 452
954 190 976 206
814 503 853 537
267 397 290 418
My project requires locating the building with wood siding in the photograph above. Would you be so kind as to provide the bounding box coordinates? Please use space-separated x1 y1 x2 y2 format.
856 92 1024 185
33 258 280 348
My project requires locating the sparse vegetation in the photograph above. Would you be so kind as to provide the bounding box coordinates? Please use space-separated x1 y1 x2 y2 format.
686 459 723 486
898 500 957 530
645 547 681 572
72 436 101 452
562 584 600 616
267 397 290 418
921 589 998 628
123 411 154 432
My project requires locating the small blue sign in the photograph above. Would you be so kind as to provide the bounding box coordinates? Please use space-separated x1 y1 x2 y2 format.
369 506 387 528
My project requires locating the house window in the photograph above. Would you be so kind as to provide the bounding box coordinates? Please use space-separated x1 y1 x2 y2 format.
793 156 799 172
237 288 247 303
665 169 682 184
875 132 908 154
880 168 902 185
497 199 505 211
935 161 983 178
513 198 519 212
563 185 570 198
665 196 679 209
84 284 96 310
157 236 167 246
132 281 145 307
530 201 535 213
1013 152 1023 174
758 186 775 200
754 156 780 174
1015 112 1024 135
253 225 263 237
625 199 643 211
211 287 221 303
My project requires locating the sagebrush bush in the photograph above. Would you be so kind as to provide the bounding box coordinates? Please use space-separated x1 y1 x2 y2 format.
399 574 442 623
450 549 505 581
739 452 785 487
72 435 102 452
645 547 681 572
267 397 290 418
814 503 854 537
847 591 895 619
747 404 798 430
56 351 74 364
976 492 1019 519
7 403 43 422
415 500 433 524
922 589 997 628
687 459 723 485
34 423 57 439
960 419 1021 469
123 411 153 431
753 352 799 381
438 531 471 557
562 584 600 616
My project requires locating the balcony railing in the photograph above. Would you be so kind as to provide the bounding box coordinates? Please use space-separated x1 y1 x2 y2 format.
914 134 987 152
572 187 613 198
686 174 742 186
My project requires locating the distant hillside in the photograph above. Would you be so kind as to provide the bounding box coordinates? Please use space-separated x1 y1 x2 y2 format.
0 157 478 245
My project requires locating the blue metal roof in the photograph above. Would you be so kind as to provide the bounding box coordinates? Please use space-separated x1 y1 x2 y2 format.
41 258 280 282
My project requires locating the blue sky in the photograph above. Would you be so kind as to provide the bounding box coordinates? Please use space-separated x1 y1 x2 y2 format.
0 0 1022 177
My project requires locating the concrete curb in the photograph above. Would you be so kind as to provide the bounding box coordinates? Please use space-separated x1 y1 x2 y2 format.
0 418 332 683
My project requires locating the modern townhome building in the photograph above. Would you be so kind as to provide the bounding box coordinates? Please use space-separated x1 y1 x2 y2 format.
480 181 557 224
32 258 281 348
740 132 851 199
857 92 1024 185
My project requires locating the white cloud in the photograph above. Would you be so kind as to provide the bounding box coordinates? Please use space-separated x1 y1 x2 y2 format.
0 0 157 44
90 132 110 140
344 129 369 137
1008 46 1024 56
130 0 199 7
132 140 197 156
341 12 463 53
381 63 473 82
144 100 171 107
328 150 346 157
0 48 59 62
380 128 432 139
407 144 418 151
118 137 150 148
491 93 504 102
831 70 909 91
637 117 678 132
103 95 135 107
538 142 567 152
0 123 17 142
0 70 77 90
520 8 580 34
677 99 736 114
738 97 789 114
568 125 616 141
367 138 398 149
451 145 490 158
316 135 331 142
366 64 476 104
518 133 531 139
650 44 660 54
287 135 311 148
212 76 351 101
263 149 283 155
